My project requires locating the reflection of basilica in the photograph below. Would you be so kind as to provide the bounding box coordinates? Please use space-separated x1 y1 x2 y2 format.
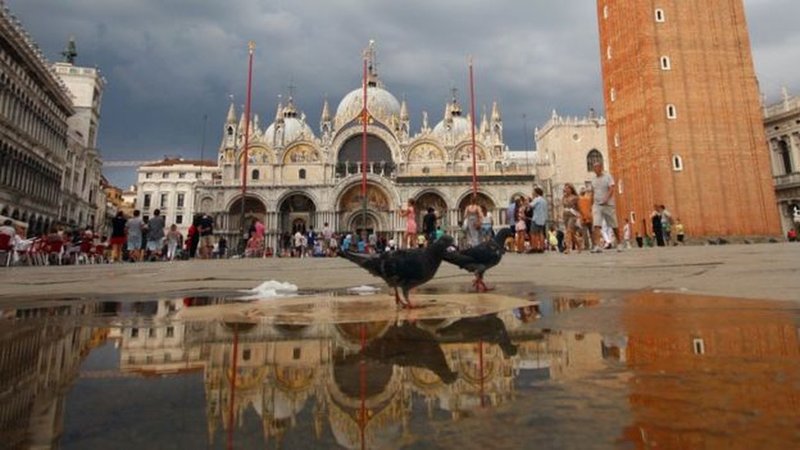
197 42 535 249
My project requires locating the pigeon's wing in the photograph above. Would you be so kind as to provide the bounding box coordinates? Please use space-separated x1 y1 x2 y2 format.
442 249 481 273
443 243 500 274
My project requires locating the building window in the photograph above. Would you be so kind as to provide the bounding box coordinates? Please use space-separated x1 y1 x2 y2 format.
148 328 156 338
692 338 705 355
131 328 139 338
586 149 604 172
660 56 671 70
610 88 616 102
243 349 251 361
672 154 684 171
177 193 185 208
162 172 170 179
166 326 174 338
293 348 301 360
603 5 609 19
655 8 665 22
176 214 183 224
164 353 172 362
195 172 202 179
145 172 152 179
613 133 620 148
666 104 677 119
160 193 168 208
778 140 793 174
178 172 186 179
252 169 259 180
227 126 234 136
143 194 151 208
606 45 612 60
299 169 306 179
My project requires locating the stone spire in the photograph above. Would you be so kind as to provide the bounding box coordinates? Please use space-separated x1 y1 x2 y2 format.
274 100 284 122
400 98 409 121
320 97 331 122
491 101 501 122
480 105 489 134
226 101 237 124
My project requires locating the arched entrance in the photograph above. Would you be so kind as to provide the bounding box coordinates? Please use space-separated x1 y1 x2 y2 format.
336 134 396 177
228 195 267 233
337 183 391 234
415 191 448 229
458 192 496 222
279 193 316 234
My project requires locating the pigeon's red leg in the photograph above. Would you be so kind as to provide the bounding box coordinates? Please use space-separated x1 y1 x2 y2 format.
401 288 416 309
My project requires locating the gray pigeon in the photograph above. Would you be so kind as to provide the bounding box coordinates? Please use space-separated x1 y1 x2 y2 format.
339 235 455 308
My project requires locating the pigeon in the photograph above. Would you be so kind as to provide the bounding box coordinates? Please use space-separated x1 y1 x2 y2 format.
442 228 514 292
339 234 455 308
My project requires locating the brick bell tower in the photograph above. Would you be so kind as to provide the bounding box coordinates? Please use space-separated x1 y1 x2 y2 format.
596 0 781 238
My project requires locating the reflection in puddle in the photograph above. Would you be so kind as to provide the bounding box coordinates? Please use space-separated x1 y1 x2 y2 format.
0 290 798 449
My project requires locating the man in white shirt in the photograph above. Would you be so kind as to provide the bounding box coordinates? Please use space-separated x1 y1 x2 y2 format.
590 162 622 252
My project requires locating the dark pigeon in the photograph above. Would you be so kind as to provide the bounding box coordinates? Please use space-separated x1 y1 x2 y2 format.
339 234 455 308
442 228 514 292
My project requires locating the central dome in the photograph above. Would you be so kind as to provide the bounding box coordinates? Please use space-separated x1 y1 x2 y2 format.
335 86 401 126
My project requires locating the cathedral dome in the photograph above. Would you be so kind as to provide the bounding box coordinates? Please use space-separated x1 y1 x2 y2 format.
263 98 315 146
263 117 315 146
432 116 474 140
335 86 401 126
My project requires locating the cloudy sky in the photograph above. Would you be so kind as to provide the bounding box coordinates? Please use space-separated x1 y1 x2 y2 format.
7 0 800 187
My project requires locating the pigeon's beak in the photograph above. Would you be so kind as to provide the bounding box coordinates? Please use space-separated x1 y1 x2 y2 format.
446 246 457 252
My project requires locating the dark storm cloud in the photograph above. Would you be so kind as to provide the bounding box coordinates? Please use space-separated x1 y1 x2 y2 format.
6 0 799 187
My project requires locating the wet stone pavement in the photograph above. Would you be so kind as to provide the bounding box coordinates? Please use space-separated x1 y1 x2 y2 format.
1 283 799 449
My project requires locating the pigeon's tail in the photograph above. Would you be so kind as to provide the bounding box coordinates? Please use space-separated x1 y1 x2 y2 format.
338 250 371 267
442 250 478 272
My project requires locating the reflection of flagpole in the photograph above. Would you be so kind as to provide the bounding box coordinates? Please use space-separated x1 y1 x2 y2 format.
479 340 485 408
361 45 369 235
468 56 478 199
240 41 255 253
359 323 367 450
227 324 240 450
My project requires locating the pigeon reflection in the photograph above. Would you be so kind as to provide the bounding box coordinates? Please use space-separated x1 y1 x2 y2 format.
360 322 458 384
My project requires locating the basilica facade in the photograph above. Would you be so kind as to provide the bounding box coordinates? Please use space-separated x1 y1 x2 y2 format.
196 48 534 249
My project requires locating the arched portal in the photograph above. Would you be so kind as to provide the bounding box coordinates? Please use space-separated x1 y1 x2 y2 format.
415 191 448 230
279 193 316 234
458 192 496 222
337 183 391 234
228 195 267 233
336 134 395 177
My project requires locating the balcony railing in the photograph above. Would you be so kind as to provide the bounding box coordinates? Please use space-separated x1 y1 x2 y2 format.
774 172 800 188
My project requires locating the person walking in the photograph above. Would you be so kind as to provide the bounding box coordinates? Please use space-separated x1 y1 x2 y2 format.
399 198 417 249
110 211 127 262
530 187 548 253
590 162 621 252
674 218 686 245
481 211 494 241
660 205 672 246
422 207 438 243
198 213 214 259
125 210 144 262
166 224 182 261
462 197 484 249
147 209 166 260
651 206 664 247
514 197 527 253
578 187 593 251
561 183 580 254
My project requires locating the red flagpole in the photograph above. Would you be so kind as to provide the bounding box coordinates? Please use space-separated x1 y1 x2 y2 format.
468 57 478 199
240 41 255 250
227 325 240 450
361 46 369 233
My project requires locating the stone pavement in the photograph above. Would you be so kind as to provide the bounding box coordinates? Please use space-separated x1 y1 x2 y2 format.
0 243 797 303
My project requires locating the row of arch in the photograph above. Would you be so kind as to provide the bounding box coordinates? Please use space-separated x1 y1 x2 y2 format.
0 205 57 237
0 139 62 206
232 133 493 168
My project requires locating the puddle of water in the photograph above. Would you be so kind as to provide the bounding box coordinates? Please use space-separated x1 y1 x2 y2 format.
0 286 798 449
